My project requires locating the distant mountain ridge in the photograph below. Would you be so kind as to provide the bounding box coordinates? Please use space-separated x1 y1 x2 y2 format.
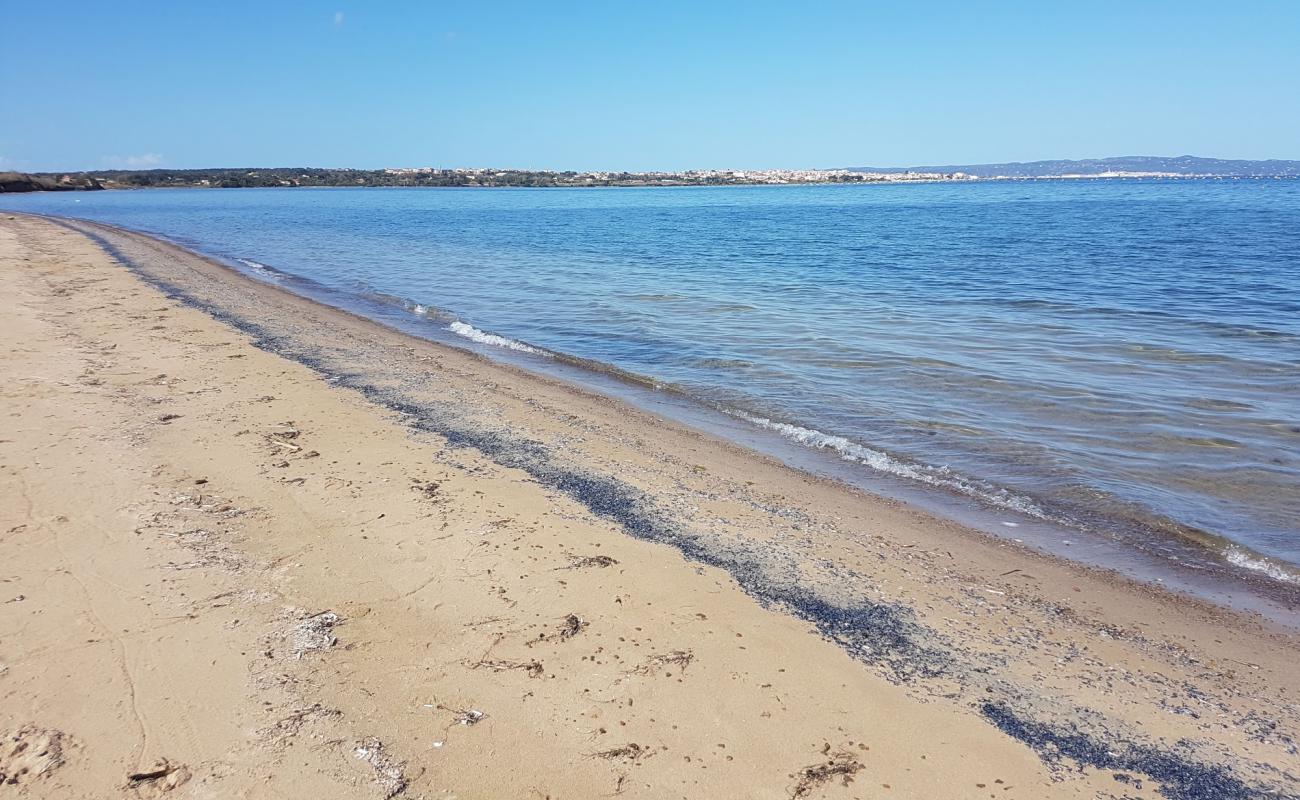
846 155 1300 178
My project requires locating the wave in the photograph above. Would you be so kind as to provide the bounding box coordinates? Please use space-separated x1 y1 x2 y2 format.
447 321 546 355
1224 546 1300 583
728 411 1051 520
729 410 1300 585
234 257 285 278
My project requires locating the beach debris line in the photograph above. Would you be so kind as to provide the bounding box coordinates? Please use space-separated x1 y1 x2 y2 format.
979 701 1277 800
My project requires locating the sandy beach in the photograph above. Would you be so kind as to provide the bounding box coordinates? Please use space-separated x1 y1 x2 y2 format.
1 212 1297 798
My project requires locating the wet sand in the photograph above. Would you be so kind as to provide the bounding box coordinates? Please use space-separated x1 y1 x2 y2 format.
1 212 1297 799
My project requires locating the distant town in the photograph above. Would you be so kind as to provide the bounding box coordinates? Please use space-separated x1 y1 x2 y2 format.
3 156 1298 193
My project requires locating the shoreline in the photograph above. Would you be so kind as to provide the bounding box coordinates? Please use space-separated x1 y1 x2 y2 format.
26 208 1300 621
3 213 1299 798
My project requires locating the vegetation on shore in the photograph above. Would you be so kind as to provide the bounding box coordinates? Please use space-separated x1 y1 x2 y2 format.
0 172 104 193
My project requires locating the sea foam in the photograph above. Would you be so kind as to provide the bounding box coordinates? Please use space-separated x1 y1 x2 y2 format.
447 321 543 355
235 257 279 277
1225 547 1300 583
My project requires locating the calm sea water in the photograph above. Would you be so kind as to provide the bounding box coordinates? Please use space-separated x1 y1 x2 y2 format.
7 180 1299 579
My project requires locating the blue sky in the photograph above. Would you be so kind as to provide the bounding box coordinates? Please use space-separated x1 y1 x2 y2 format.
3 1 1298 171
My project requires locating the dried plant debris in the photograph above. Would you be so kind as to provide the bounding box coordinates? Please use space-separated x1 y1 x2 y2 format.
528 614 588 646
592 742 651 764
558 613 588 640
790 751 864 799
353 738 407 799
271 422 301 440
266 426 301 450
290 611 340 658
472 658 544 678
436 706 486 726
261 704 341 744
409 479 442 501
634 649 694 675
127 760 190 793
562 554 619 569
164 527 244 572
979 701 1282 800
0 725 65 785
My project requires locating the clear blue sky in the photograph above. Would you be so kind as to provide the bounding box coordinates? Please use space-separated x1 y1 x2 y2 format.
3 1 1298 171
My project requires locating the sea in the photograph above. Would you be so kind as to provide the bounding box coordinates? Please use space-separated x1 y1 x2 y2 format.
6 179 1299 598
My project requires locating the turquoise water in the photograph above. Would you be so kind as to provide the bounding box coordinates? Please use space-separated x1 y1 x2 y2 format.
7 180 1299 579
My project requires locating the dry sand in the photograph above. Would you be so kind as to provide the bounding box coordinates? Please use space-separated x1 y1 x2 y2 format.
1 212 1297 799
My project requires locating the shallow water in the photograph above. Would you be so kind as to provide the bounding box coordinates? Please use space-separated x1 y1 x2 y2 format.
7 179 1299 580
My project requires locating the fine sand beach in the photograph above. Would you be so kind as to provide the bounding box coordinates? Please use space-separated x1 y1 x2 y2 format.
2 212 1298 798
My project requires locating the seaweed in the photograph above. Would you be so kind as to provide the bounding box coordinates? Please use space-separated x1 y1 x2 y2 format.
980 701 1282 800
790 751 864 798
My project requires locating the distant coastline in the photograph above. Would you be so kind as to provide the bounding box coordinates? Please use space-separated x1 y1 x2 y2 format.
3 154 1298 192
0 166 975 192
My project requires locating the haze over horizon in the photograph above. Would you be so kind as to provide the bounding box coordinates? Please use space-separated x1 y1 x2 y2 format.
3 1 1299 173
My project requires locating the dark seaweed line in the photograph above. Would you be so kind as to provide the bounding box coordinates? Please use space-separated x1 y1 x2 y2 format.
981 702 1292 800
61 218 1293 800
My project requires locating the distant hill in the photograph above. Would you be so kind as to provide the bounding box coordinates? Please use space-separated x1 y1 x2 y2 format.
846 156 1300 178
0 171 103 193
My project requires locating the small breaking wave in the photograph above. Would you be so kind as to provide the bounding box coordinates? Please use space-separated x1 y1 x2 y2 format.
731 411 1300 584
358 290 458 323
730 411 1051 520
235 257 284 278
447 321 545 355
1225 547 1300 583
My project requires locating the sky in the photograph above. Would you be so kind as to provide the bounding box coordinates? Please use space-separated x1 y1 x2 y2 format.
3 1 1299 172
